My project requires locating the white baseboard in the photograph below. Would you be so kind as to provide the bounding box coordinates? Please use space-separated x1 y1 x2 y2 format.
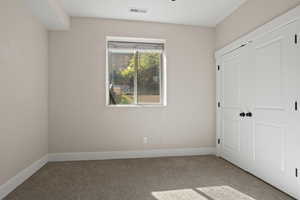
48 147 216 162
0 155 48 199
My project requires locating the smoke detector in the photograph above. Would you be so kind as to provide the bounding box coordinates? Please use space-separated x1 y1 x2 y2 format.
129 8 148 14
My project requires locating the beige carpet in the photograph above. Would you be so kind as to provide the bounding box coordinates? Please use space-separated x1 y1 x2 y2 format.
4 156 295 200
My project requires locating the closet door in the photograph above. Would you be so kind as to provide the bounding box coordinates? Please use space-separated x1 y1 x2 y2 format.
239 44 255 172
285 21 300 198
252 22 297 191
220 46 253 169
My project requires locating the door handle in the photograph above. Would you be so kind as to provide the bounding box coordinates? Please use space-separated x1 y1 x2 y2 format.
240 112 246 117
246 112 253 117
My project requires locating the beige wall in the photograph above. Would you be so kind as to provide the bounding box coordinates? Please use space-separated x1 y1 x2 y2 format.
0 0 48 185
216 0 300 49
49 18 216 153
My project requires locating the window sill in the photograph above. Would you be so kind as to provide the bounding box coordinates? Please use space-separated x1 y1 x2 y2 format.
106 104 167 108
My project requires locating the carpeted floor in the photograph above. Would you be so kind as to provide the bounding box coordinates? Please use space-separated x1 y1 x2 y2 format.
4 156 295 200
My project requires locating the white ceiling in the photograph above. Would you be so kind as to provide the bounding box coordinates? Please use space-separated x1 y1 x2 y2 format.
61 0 248 27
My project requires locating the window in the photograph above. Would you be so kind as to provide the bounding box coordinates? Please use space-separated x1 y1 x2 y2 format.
106 38 166 106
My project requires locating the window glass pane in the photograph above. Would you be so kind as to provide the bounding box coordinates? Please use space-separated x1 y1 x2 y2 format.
137 52 161 104
109 52 135 105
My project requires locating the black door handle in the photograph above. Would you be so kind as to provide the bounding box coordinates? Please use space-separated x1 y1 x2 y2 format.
240 112 246 117
246 112 253 117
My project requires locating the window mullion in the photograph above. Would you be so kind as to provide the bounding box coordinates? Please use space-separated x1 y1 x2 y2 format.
159 53 163 105
134 50 138 105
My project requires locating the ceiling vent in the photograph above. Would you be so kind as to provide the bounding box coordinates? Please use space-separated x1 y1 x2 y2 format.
129 8 148 14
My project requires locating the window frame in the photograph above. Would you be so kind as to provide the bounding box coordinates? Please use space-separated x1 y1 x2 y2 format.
105 36 167 107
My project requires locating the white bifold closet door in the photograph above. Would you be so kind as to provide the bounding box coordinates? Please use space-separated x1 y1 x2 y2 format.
251 20 298 195
219 20 300 198
285 20 300 198
220 44 254 172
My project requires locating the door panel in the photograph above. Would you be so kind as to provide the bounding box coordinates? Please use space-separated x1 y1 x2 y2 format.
252 22 297 194
285 21 300 198
220 47 253 169
254 113 286 181
239 44 255 171
222 55 240 108
221 51 242 166
255 39 284 109
286 111 300 198
223 111 240 152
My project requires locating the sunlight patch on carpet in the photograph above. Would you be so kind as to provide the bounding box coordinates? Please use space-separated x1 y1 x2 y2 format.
152 189 207 200
152 186 256 200
196 186 256 200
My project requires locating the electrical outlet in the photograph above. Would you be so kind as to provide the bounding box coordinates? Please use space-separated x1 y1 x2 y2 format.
143 137 148 144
